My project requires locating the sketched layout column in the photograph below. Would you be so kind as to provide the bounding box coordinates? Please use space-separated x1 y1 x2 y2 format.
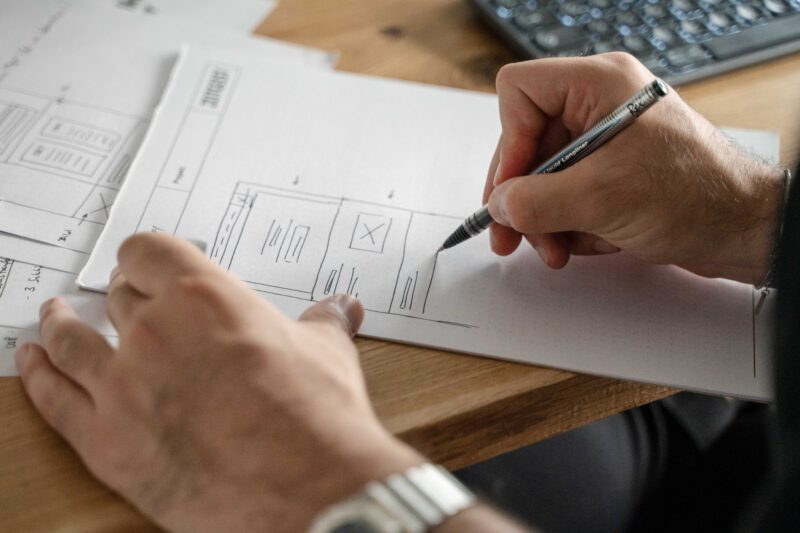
135 62 240 235
311 200 412 313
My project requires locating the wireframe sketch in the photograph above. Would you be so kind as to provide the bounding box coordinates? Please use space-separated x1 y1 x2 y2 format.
210 182 474 328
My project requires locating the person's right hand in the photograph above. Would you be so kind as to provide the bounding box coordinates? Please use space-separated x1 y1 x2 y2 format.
484 52 785 286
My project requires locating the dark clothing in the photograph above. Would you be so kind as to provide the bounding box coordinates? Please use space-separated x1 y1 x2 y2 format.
750 164 800 530
458 165 799 532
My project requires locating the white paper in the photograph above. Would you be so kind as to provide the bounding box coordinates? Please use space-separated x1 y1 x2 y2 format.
0 255 115 376
0 234 87 274
0 0 334 259
75 45 777 399
85 0 278 33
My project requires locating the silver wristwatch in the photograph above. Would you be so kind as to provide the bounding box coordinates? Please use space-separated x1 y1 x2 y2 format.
309 463 477 533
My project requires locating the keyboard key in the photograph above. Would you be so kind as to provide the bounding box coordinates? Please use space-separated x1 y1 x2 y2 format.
561 1 590 16
763 0 788 13
665 44 710 66
534 25 587 49
735 4 763 21
623 34 653 52
708 12 734 29
652 25 681 44
494 0 523 8
680 19 706 35
592 40 618 52
586 19 614 34
671 0 699 12
589 0 613 8
514 9 558 29
639 54 666 71
642 3 670 19
615 11 643 26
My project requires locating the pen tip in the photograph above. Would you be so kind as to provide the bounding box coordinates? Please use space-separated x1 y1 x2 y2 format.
436 246 444 254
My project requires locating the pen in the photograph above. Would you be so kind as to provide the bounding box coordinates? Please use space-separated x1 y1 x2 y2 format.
437 78 669 252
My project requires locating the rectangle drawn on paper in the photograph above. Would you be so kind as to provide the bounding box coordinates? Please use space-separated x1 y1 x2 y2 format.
21 140 105 177
349 212 391 254
41 116 121 153
0 103 36 155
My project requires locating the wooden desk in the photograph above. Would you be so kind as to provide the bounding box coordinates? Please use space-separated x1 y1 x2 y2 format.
2 0 799 530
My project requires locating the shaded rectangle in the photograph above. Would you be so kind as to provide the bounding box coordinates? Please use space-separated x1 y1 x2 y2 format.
21 141 105 177
0 104 36 155
41 117 120 152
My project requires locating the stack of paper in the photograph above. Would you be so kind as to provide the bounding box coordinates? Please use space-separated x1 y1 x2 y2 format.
0 1 779 400
0 0 334 372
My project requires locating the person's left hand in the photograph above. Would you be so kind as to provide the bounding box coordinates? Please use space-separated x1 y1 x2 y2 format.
15 233 422 533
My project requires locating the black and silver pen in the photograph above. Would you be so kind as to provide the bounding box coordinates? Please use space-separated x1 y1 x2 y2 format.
437 78 669 252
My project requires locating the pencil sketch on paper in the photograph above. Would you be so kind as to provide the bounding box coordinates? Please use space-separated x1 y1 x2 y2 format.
0 86 146 250
209 182 476 329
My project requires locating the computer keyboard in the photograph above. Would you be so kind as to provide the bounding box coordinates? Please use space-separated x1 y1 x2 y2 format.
470 0 800 84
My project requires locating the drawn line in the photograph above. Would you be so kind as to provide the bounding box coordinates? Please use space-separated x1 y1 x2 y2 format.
260 219 275 255
422 252 438 315
388 212 413 312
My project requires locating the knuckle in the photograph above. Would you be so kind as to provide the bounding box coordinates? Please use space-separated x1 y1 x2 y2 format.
118 233 153 262
168 274 219 303
505 183 536 231
46 322 80 359
495 62 521 90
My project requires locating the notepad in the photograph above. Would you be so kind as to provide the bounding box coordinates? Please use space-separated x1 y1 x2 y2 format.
72 44 774 399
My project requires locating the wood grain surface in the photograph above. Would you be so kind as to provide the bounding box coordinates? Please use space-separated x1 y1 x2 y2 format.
1 0 798 530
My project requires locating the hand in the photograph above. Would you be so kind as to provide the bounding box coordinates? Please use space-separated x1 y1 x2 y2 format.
14 233 422 533
484 53 785 285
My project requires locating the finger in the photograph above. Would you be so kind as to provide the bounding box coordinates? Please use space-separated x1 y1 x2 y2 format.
497 55 651 135
117 233 218 297
39 298 113 388
16 343 94 452
565 232 620 256
107 271 148 336
525 233 571 269
494 71 547 186
489 223 522 256
487 169 594 235
482 136 502 205
298 294 364 338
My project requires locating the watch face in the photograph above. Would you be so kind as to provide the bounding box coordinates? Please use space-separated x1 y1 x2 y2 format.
330 521 382 533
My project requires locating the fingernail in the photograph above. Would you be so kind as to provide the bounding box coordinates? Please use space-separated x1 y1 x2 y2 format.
492 158 503 187
593 240 620 253
109 266 120 283
534 245 549 266
325 294 364 336
39 298 57 320
488 187 510 226
15 344 31 368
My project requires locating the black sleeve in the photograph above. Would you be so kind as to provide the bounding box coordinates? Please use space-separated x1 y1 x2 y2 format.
750 165 800 531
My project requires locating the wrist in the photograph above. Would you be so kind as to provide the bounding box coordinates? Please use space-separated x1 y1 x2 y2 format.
710 164 787 285
291 424 426 532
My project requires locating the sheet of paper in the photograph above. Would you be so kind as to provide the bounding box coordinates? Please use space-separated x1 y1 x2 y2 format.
0 0 334 260
723 127 780 164
76 45 776 400
0 234 87 274
0 256 113 376
86 0 277 33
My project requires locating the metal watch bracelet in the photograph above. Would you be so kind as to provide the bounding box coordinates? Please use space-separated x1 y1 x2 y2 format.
309 463 477 533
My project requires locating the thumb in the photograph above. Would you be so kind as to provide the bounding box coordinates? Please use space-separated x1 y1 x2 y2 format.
298 294 365 338
487 169 594 235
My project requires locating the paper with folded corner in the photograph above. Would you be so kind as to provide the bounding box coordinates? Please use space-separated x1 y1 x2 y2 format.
71 45 776 399
0 0 333 264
